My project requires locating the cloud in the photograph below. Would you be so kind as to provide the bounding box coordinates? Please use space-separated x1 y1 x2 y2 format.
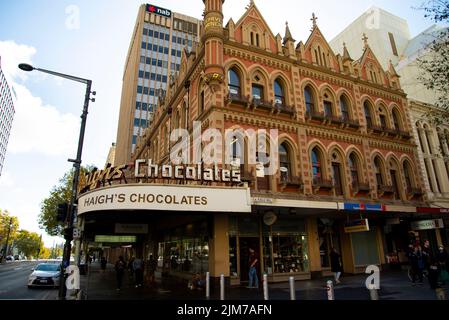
0 40 79 156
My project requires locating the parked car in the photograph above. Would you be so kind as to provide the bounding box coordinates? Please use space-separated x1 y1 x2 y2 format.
27 263 61 288
5 255 14 261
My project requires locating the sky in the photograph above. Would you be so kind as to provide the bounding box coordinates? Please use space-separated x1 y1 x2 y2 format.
0 0 435 246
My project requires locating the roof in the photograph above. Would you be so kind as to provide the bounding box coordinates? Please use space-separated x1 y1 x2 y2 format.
402 24 448 58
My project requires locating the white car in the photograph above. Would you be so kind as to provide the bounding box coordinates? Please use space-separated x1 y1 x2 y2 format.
27 263 61 288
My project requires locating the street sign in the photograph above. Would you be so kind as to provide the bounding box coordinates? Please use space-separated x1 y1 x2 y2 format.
344 219 370 233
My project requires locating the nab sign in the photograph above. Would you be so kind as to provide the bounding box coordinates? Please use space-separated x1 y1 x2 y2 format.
146 4 171 18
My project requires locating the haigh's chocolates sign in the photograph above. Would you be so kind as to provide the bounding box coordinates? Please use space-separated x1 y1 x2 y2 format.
81 159 241 193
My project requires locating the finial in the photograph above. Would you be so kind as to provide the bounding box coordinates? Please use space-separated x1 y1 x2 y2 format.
343 42 346 48
362 33 369 47
311 13 318 28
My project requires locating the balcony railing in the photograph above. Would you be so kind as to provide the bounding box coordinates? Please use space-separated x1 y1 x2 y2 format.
225 92 250 106
312 177 334 189
274 103 295 116
352 181 370 193
251 97 273 110
399 130 412 139
329 115 345 124
384 127 398 136
342 117 360 128
377 184 395 194
279 175 303 187
306 110 325 121
368 124 384 133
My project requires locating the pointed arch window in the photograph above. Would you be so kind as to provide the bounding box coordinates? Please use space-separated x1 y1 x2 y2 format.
279 143 291 183
392 109 401 131
304 86 315 114
274 79 285 105
340 95 350 121
228 68 241 96
403 161 414 192
323 92 333 117
349 153 360 188
364 101 373 128
374 156 384 187
311 147 322 182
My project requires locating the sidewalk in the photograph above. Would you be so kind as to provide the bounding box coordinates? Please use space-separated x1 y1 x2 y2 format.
80 262 448 300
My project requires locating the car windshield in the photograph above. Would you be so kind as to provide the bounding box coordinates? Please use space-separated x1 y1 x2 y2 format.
35 264 59 272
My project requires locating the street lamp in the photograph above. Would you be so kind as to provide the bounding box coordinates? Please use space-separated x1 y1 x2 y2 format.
18 63 95 299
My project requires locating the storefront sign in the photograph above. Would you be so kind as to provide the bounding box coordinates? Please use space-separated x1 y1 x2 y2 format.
78 184 251 214
115 224 148 234
252 197 273 204
344 219 370 233
343 203 385 211
410 219 445 230
417 207 449 214
94 235 137 243
146 4 171 17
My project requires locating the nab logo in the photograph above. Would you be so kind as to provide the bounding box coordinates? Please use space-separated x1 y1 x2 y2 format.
146 4 171 18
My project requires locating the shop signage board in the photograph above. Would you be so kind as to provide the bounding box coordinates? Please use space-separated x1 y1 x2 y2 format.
145 4 171 17
115 224 148 234
78 184 251 214
411 219 445 230
344 219 370 233
95 235 137 243
343 203 385 211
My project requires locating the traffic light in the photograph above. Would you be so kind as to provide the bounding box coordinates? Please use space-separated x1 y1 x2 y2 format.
57 203 69 222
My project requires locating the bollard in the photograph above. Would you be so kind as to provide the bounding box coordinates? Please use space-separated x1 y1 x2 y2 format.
206 272 210 299
220 274 225 300
326 280 334 300
369 288 379 300
263 273 269 300
289 276 296 300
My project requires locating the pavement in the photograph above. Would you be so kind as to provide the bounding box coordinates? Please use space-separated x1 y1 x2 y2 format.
79 261 449 300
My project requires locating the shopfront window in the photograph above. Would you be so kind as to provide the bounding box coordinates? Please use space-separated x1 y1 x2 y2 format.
263 218 309 274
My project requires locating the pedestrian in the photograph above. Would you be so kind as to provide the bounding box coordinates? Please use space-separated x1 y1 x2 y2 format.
436 246 449 285
410 246 425 286
330 247 343 284
246 247 259 289
128 256 135 278
133 256 144 287
115 256 126 291
100 256 107 272
422 239 432 275
146 254 157 286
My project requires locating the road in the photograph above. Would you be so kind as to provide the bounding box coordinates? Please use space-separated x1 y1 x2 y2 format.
0 260 60 300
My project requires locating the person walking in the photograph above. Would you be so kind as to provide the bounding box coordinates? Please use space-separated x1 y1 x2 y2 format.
436 246 449 285
146 255 157 286
115 256 126 291
410 246 425 286
100 256 107 273
330 247 343 284
133 256 144 287
247 247 259 289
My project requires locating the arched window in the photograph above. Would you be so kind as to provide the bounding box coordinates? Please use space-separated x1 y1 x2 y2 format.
331 152 344 196
279 143 291 182
417 122 425 153
274 79 285 105
199 90 205 115
304 86 315 114
379 106 388 129
403 161 414 192
340 95 350 121
364 101 373 128
323 92 333 118
392 109 401 131
374 156 384 187
228 68 241 96
349 153 360 188
425 126 434 154
311 147 322 182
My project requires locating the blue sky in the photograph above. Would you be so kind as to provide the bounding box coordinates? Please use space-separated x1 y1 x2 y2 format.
0 0 435 246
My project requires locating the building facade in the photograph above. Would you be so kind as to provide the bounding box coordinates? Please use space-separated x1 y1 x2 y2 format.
114 3 201 165
329 7 449 250
80 1 445 287
0 57 15 177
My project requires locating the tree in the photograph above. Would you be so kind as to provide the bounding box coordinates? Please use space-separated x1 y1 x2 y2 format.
417 1 449 122
39 166 93 237
0 209 20 254
14 230 41 259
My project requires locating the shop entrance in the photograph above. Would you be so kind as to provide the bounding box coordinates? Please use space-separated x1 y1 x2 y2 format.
239 237 261 284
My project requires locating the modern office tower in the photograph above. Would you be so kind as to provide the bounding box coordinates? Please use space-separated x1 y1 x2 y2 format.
0 56 15 177
115 3 200 164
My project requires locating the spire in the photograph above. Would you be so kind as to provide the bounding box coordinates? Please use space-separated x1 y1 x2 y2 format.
311 13 318 29
362 33 369 48
388 60 399 76
342 42 353 62
283 21 295 45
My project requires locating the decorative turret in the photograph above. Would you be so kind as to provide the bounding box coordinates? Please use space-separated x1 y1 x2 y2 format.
202 0 225 90
283 22 296 59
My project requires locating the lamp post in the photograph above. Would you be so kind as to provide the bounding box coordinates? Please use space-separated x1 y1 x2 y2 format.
18 63 95 299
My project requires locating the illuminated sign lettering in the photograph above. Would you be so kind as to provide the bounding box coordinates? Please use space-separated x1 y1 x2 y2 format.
146 4 171 18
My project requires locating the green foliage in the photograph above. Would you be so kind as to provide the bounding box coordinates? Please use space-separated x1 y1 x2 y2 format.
0 209 20 249
15 230 41 259
417 1 449 122
39 166 94 237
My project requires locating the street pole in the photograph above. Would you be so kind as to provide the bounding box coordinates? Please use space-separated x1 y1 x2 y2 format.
37 234 42 260
59 79 92 300
17 63 94 300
